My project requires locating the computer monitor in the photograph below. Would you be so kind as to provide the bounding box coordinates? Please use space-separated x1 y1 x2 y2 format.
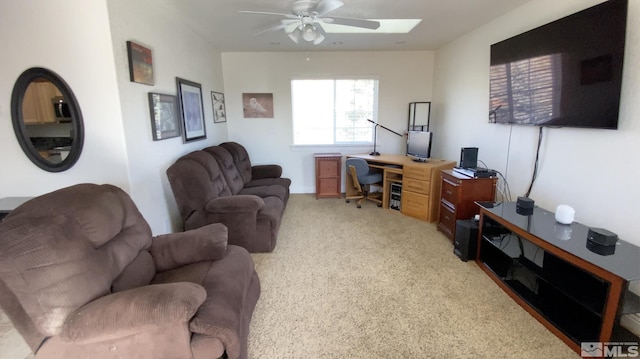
406 131 432 162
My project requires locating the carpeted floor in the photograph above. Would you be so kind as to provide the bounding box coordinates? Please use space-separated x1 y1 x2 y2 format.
248 194 578 358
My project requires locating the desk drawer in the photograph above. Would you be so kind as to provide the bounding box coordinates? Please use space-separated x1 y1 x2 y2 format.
401 191 430 221
403 177 430 195
403 164 432 180
438 202 456 239
441 176 460 205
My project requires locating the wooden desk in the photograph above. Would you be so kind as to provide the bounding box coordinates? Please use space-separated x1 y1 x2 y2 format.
345 154 456 222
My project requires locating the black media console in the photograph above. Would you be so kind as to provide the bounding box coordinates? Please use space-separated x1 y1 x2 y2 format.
475 201 640 354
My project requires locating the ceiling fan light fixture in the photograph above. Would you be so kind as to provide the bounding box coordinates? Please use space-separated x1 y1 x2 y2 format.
288 28 301 43
313 32 325 45
302 24 316 42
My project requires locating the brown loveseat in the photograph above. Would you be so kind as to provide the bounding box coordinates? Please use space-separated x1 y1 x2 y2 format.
167 142 290 253
0 184 260 359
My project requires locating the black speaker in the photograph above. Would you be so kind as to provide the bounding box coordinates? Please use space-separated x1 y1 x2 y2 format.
459 147 479 169
454 219 479 261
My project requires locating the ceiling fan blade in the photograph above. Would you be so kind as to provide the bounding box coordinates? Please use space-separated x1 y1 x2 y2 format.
239 10 298 19
253 19 299 36
329 16 380 30
285 21 301 34
314 0 344 17
253 23 287 36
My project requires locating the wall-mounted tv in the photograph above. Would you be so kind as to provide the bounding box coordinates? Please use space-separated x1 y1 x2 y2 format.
489 0 627 129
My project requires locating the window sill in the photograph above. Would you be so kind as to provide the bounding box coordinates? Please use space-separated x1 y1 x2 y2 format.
289 144 377 153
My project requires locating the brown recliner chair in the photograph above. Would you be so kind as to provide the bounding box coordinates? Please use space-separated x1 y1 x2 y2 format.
0 183 260 359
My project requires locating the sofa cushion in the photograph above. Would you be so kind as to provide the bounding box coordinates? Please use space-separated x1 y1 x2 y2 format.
204 146 246 195
112 251 155 293
238 184 287 202
152 261 212 286
167 151 233 222
219 141 253 183
245 177 291 189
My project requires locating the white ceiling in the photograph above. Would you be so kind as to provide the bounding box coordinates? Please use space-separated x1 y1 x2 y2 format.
159 0 532 52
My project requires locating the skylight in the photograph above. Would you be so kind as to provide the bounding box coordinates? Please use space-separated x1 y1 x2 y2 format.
321 19 422 34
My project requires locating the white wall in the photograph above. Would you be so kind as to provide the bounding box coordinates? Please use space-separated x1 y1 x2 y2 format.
0 1 130 197
107 0 227 234
221 51 435 193
432 0 640 245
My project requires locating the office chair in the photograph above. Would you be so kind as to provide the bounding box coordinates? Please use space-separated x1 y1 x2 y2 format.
345 158 383 208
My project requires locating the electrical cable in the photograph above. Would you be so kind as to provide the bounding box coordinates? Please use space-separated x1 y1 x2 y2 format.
504 124 514 181
477 159 512 202
524 127 544 198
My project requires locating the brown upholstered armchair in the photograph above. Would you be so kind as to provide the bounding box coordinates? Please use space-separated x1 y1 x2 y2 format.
0 184 260 359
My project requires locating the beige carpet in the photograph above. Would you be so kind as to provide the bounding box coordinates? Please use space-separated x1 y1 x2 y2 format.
248 194 578 358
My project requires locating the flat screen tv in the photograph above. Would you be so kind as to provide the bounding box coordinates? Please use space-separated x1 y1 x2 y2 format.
489 0 627 129
406 131 432 162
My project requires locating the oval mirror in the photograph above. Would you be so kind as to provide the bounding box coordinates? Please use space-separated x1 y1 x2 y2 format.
11 67 84 172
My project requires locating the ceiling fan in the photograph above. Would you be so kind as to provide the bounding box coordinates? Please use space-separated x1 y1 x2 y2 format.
240 0 380 45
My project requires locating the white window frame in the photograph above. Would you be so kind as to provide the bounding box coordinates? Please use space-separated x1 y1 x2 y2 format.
291 76 379 146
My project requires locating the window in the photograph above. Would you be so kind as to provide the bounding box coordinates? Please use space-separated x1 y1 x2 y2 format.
291 77 379 145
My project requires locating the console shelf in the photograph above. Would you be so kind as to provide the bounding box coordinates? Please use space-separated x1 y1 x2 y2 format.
476 202 640 355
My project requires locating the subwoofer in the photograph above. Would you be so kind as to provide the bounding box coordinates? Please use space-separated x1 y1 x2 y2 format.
453 219 479 261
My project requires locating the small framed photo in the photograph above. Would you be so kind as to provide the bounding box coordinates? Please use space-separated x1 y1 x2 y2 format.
126 41 154 85
176 77 206 142
211 91 227 123
242 93 274 118
148 93 180 141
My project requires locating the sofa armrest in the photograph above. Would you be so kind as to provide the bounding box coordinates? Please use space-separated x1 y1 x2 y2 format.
252 164 282 179
60 282 206 344
204 195 264 214
151 223 228 272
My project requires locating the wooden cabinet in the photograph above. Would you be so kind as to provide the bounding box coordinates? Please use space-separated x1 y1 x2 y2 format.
401 162 455 222
22 81 62 124
437 170 497 241
314 153 341 199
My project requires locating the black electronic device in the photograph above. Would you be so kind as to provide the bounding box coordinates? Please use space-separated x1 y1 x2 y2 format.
516 196 534 215
474 169 497 178
459 147 478 168
489 0 628 129
586 239 616 256
454 219 479 262
587 227 618 246
390 183 402 211
406 131 433 162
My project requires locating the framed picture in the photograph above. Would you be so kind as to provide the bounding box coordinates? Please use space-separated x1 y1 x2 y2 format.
211 91 227 123
148 93 180 141
176 77 206 142
242 93 274 118
126 41 154 85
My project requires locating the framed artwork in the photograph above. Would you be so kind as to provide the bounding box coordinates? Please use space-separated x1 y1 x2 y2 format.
126 41 154 85
148 93 180 141
176 77 206 142
211 91 227 123
242 93 274 118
